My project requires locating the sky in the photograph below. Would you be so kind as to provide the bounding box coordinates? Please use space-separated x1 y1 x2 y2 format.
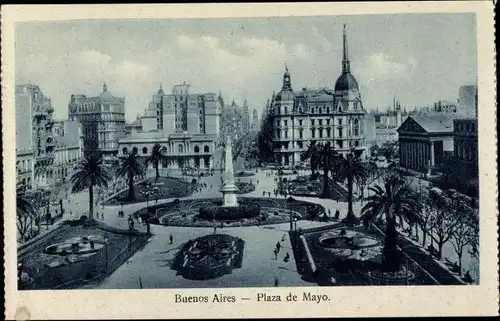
15 13 477 122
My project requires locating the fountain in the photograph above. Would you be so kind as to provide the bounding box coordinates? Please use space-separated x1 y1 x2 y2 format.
220 137 238 207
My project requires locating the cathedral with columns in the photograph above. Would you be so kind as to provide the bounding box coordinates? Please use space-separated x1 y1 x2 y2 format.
269 25 366 166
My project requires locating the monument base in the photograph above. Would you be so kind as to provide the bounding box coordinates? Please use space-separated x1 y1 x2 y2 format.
220 184 239 207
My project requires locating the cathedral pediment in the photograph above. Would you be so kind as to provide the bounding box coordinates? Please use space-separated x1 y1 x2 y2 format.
397 117 426 133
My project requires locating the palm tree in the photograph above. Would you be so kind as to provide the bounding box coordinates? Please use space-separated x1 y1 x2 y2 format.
301 141 337 197
16 184 37 241
70 153 111 220
334 150 367 224
361 175 421 272
300 141 321 177
145 143 168 182
117 151 142 201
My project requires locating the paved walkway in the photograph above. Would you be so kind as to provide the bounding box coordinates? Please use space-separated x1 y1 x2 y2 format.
24 162 477 287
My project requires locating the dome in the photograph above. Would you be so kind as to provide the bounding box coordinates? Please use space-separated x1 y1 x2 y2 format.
100 91 115 103
275 89 295 102
334 73 359 91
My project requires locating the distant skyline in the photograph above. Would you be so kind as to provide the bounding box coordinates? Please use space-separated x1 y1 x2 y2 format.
15 13 477 122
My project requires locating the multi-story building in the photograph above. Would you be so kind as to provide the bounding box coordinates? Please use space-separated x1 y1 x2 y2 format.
16 85 84 189
118 83 221 170
453 118 478 175
68 83 126 156
16 84 56 189
458 85 478 118
270 25 366 166
220 99 250 143
52 120 85 183
251 109 259 132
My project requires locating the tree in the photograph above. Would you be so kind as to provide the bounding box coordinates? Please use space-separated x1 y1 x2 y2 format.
449 201 478 275
256 112 274 164
334 150 367 224
145 143 168 182
16 185 36 241
419 193 435 248
70 153 111 220
300 141 321 177
361 175 421 272
301 141 338 197
427 191 457 260
117 151 142 201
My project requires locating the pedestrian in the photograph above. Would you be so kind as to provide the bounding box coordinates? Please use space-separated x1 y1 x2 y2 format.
274 277 279 287
328 209 331 217
283 253 290 262
262 190 266 197
276 242 281 253
281 234 286 242
169 234 173 244
273 248 278 260
96 211 100 220
214 226 217 234
257 180 259 185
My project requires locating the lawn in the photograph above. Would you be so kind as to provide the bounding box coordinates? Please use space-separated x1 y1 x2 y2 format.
103 176 196 206
18 221 149 290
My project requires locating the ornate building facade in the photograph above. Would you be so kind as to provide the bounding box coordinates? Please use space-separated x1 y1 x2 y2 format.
220 99 250 144
118 83 221 170
16 84 84 189
68 83 126 156
270 25 366 166
16 84 56 189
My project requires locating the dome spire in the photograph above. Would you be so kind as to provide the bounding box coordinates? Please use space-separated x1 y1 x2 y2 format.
342 24 351 74
282 64 292 90
103 82 108 92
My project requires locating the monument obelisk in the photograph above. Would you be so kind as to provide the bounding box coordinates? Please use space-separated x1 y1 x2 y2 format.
220 137 238 207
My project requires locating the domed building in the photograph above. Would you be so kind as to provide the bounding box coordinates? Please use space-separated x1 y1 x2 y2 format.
68 83 126 156
270 25 366 167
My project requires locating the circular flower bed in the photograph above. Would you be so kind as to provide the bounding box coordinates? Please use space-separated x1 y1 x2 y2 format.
134 197 325 227
235 182 255 194
199 202 261 220
368 267 416 285
172 234 245 280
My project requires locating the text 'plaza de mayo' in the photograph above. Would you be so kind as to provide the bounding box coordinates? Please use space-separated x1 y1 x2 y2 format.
16 24 477 192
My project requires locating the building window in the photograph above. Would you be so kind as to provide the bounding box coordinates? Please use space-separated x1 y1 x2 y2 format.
284 120 288 127
132 147 138 154
338 119 343 125
298 141 303 149
326 128 331 137
284 107 288 114
338 127 343 138
299 119 303 126
194 146 200 153
299 129 303 139
319 128 323 138
142 147 148 154
311 119 315 126
311 129 315 138
204 145 210 153
326 119 330 125
285 130 288 138
319 119 322 126
178 144 184 154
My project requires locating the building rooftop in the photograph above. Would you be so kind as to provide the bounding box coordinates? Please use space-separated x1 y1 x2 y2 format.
405 115 454 133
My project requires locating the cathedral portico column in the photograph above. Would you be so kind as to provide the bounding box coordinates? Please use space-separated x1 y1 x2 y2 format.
430 141 435 167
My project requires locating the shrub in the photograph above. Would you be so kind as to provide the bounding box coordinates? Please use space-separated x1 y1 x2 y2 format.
173 198 180 205
198 204 261 221
191 179 197 184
